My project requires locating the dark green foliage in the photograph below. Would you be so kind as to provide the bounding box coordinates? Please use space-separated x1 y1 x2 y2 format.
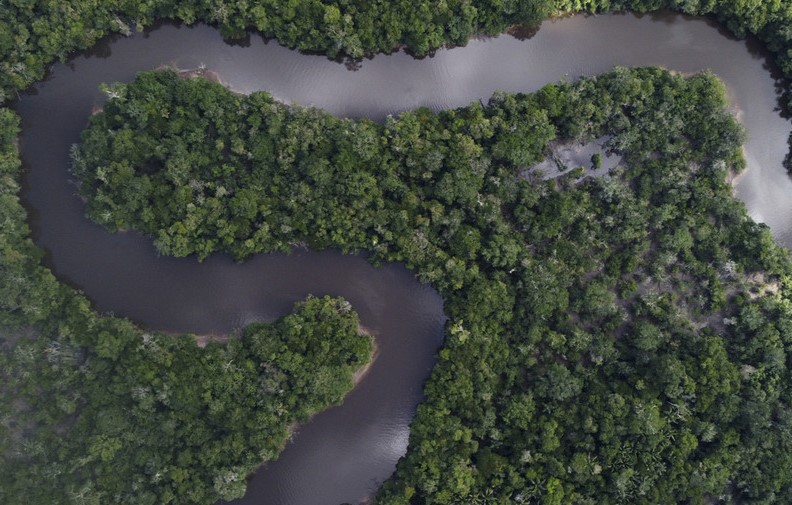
69 67 792 504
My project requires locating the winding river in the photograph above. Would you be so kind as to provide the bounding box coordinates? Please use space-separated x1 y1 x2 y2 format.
13 10 792 505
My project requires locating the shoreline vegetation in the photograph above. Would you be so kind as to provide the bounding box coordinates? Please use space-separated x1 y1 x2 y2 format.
192 321 378 379
351 336 378 386
3 2 792 505
286 336 378 438
242 322 377 486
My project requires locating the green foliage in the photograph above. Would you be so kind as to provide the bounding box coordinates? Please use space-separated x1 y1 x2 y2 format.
69 67 792 504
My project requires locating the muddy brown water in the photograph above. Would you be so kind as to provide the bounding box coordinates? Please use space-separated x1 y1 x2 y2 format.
13 10 792 505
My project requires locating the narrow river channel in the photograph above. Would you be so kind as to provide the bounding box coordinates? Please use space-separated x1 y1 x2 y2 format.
14 10 792 505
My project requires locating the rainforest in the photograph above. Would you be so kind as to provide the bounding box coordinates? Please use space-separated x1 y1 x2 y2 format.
4 1 792 505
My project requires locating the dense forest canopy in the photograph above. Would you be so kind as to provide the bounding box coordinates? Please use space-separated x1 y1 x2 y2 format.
4 1 792 505
69 67 792 504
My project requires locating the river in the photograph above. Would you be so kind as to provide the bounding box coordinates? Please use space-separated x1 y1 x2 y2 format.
13 10 792 505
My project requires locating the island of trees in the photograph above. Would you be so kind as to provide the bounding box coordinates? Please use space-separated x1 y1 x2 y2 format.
4 1 792 505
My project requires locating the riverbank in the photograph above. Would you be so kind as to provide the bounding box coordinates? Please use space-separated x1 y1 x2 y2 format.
272 334 379 468
352 329 378 386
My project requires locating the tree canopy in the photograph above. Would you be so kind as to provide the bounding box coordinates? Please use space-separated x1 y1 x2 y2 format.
4 1 792 504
